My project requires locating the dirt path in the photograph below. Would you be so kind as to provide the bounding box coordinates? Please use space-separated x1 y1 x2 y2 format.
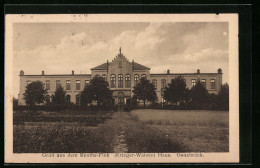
111 112 129 153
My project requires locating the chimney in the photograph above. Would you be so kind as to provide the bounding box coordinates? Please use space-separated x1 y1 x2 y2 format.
20 70 24 76
72 70 74 75
167 69 170 74
218 68 222 74
42 71 44 75
197 69 200 74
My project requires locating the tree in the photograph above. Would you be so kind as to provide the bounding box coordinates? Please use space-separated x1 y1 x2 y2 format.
132 77 158 106
80 76 113 107
13 97 18 106
163 76 189 106
51 86 66 105
23 80 47 106
216 83 229 110
189 81 209 109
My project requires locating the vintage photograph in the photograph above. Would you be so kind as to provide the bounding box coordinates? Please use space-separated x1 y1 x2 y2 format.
5 14 239 163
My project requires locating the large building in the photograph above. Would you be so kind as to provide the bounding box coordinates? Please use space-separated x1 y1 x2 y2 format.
18 48 223 105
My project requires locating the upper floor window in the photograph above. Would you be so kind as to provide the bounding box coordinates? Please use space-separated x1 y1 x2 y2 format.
152 79 157 89
66 80 71 90
45 80 50 90
119 61 122 68
95 74 100 78
141 74 146 78
85 80 89 87
134 74 139 86
201 79 206 88
111 74 116 88
102 74 107 81
26 80 31 86
118 74 123 88
161 79 166 89
76 80 80 90
125 74 131 88
211 79 216 89
56 80 61 89
191 79 196 87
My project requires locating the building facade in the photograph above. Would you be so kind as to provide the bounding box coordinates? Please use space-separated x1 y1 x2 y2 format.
18 48 223 105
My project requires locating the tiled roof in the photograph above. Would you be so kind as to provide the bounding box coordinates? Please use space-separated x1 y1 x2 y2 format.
91 63 109 70
133 62 150 70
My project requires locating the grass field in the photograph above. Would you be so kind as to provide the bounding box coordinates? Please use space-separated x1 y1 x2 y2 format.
131 109 229 152
13 109 229 153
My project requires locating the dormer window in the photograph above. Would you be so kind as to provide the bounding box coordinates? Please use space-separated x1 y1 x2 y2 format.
119 61 122 68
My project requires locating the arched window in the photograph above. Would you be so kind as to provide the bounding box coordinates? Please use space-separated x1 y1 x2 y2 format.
45 95 51 104
102 74 107 81
161 79 166 89
201 79 206 88
110 74 116 88
125 74 131 88
95 74 100 78
141 74 146 78
56 80 61 89
66 95 71 103
76 94 80 105
45 80 50 90
152 79 157 89
118 74 123 88
134 74 139 86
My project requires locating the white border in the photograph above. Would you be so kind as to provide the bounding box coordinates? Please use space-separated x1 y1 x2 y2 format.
5 14 239 163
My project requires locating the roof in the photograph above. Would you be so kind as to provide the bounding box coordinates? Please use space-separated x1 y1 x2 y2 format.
133 62 150 70
91 63 109 70
91 62 150 70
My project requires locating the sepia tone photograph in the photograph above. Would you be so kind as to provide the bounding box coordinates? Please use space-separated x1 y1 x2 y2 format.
5 14 239 163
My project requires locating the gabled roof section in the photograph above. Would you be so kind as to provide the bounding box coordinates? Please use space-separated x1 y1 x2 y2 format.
133 62 150 70
91 62 109 70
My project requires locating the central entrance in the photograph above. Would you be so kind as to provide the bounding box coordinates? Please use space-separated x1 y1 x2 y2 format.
118 92 124 105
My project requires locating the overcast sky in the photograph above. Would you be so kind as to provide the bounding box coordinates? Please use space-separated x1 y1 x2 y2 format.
13 22 229 97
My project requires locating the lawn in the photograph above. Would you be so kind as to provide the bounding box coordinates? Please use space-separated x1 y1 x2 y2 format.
131 109 229 152
13 109 229 153
13 111 115 153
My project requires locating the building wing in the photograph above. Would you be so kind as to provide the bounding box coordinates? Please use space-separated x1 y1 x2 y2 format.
133 62 150 70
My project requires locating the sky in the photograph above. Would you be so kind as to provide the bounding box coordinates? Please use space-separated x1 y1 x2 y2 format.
13 22 229 98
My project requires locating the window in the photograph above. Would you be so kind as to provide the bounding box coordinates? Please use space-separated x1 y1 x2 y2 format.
66 95 71 103
85 80 89 87
45 95 51 104
76 94 80 105
201 79 206 88
66 80 71 90
211 79 216 89
161 79 166 89
119 61 122 68
26 80 31 85
56 80 61 89
45 80 50 90
141 74 146 78
152 79 157 89
102 74 107 81
95 74 100 78
111 74 116 88
76 80 80 90
118 74 123 88
134 74 139 86
191 79 196 87
125 74 131 88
